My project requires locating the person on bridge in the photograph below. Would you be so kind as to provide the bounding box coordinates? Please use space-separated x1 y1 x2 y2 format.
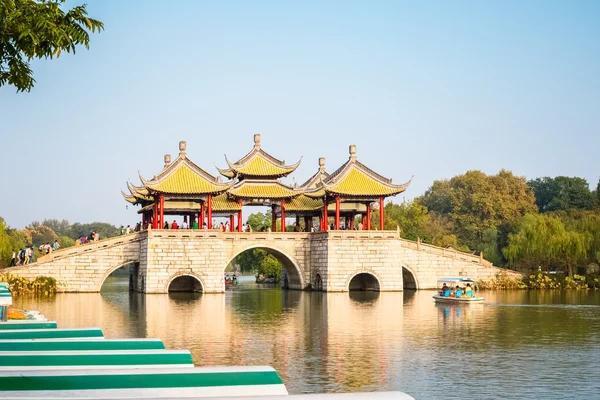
10 250 16 266
171 220 179 229
52 240 60 251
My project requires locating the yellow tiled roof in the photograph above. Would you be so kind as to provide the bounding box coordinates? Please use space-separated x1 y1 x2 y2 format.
212 193 241 211
142 162 230 194
228 181 301 199
284 195 323 211
326 168 406 197
326 168 408 197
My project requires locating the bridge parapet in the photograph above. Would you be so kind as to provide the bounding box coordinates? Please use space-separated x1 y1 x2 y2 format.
35 232 147 265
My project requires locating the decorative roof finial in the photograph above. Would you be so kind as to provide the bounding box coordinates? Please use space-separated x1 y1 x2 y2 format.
349 144 357 161
253 133 261 150
164 154 171 167
319 157 326 172
179 141 187 158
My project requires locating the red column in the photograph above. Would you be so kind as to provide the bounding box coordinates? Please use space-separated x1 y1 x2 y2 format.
271 204 277 232
230 215 235 232
280 200 286 232
322 196 328 231
335 197 340 230
237 200 243 232
207 194 212 229
152 200 158 229
379 197 384 230
319 214 323 231
159 195 165 229
200 203 205 228
362 214 366 230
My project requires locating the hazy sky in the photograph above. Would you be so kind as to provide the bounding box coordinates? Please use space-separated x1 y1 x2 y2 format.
1 0 599 229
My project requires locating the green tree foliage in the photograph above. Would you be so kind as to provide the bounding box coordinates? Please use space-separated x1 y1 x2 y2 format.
528 176 595 213
418 170 538 251
0 0 103 92
235 249 283 281
504 214 591 277
0 217 27 267
245 211 271 232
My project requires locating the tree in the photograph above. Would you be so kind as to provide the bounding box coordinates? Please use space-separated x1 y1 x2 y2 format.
418 170 538 251
528 176 595 213
0 0 103 92
504 213 591 277
235 249 283 281
246 211 271 232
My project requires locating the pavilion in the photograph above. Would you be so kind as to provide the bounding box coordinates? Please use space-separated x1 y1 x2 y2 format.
123 135 411 231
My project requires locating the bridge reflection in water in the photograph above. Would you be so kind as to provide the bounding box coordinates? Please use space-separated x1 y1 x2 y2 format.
13 284 600 399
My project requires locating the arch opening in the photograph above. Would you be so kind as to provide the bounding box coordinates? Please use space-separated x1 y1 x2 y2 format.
314 273 323 291
348 273 380 291
226 246 304 290
402 267 418 290
99 262 137 292
168 275 203 293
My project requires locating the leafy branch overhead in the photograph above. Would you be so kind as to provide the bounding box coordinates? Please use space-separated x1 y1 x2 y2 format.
0 0 103 92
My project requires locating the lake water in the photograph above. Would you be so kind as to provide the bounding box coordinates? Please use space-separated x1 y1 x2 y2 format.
13 277 600 399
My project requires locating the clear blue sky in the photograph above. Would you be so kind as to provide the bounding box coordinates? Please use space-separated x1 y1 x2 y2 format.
1 0 599 229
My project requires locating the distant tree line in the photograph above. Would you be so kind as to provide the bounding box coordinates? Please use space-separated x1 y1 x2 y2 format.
374 171 600 277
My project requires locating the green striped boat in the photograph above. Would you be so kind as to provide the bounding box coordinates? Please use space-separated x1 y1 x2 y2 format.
0 338 165 352
0 350 193 370
0 366 288 397
0 328 103 340
0 320 57 330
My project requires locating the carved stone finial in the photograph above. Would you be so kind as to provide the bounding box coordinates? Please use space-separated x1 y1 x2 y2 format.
319 157 325 171
254 133 261 149
164 154 171 167
349 144 357 160
179 141 187 158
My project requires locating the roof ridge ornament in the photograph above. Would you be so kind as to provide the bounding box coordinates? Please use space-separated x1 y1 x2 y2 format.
179 141 187 159
164 154 171 167
349 144 357 161
319 157 326 172
254 133 261 150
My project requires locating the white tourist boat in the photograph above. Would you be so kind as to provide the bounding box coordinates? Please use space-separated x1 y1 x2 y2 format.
432 277 484 303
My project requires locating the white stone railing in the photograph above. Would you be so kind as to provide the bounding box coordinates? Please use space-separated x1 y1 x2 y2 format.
398 238 491 267
33 232 147 265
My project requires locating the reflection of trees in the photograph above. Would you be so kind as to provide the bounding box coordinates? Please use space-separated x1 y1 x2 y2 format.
230 289 301 326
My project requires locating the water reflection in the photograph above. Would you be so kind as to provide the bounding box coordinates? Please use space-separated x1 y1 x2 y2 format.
13 279 600 399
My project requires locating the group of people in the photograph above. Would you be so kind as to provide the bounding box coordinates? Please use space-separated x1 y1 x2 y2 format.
75 231 99 246
440 283 474 298
10 240 60 266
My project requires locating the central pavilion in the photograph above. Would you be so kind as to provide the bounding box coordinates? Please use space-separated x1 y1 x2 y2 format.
123 134 411 231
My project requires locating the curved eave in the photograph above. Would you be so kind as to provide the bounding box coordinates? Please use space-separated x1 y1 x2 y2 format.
222 154 302 178
227 181 305 200
121 191 138 204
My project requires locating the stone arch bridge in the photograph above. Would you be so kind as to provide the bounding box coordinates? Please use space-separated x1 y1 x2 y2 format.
3 230 518 293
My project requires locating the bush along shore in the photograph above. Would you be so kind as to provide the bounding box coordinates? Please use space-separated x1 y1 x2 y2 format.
479 272 600 290
0 272 57 296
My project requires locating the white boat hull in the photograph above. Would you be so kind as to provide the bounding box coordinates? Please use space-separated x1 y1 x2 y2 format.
433 295 484 303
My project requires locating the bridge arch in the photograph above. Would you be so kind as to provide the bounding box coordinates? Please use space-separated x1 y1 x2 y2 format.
226 244 305 290
94 260 139 292
165 272 205 293
346 270 382 292
401 265 419 290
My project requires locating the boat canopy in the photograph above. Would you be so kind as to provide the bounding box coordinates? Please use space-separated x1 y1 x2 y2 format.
437 277 476 283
